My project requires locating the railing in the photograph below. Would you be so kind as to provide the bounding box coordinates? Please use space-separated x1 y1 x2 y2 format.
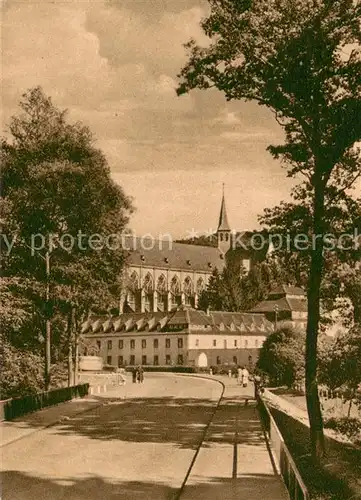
3 384 90 421
257 391 309 500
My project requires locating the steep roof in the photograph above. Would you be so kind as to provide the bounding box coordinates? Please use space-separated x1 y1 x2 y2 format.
250 285 307 314
268 285 305 297
81 307 273 336
217 187 231 231
123 237 224 273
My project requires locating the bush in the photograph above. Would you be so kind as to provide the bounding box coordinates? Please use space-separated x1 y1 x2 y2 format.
0 340 44 400
324 417 361 440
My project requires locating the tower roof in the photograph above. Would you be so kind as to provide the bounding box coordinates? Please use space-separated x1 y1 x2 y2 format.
217 184 231 231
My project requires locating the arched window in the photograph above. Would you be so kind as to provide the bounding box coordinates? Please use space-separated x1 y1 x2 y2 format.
183 276 193 306
196 278 205 295
128 271 139 291
170 275 181 308
126 271 140 311
143 273 154 312
156 274 167 311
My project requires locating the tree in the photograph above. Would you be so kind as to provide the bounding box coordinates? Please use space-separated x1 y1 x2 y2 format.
257 326 306 388
319 325 361 417
198 258 284 311
177 0 361 460
2 87 133 390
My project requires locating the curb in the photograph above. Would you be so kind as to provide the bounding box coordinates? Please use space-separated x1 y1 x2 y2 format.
0 398 106 449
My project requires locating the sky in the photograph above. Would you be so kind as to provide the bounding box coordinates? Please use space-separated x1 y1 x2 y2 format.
1 0 300 239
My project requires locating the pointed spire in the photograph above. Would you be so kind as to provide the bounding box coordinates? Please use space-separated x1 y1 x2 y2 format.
217 183 231 231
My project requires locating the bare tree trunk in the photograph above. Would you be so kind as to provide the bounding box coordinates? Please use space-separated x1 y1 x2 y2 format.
347 389 355 418
44 250 51 391
73 312 79 386
67 311 73 387
305 177 326 462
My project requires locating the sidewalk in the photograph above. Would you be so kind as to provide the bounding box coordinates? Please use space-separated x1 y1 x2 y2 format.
180 378 289 500
0 381 130 448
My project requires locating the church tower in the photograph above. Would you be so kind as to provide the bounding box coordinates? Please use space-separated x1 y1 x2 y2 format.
217 184 232 255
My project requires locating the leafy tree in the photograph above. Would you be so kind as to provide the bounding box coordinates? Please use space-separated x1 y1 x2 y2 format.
177 0 361 460
257 326 306 388
198 258 284 311
318 325 361 417
2 87 133 390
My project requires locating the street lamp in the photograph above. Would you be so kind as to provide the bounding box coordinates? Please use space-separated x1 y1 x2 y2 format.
274 304 279 331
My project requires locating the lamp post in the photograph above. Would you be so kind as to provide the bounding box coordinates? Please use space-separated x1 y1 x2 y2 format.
274 304 279 331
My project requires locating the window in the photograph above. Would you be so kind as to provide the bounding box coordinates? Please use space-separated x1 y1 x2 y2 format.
153 355 159 366
142 339 147 349
177 354 184 365
224 339 227 349
118 355 123 367
213 339 217 347
195 338 199 347
165 338 171 348
107 356 112 365
118 340 124 349
153 338 159 348
255 339 259 347
216 356 221 365
107 340 112 350
142 355 147 365
234 339 237 347
130 339 135 349
245 339 248 348
129 355 135 365
233 356 237 364
178 338 183 348
166 354 171 365
96 340 101 350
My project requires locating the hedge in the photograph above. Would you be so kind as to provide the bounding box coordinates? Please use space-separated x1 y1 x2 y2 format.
124 365 197 373
3 383 90 421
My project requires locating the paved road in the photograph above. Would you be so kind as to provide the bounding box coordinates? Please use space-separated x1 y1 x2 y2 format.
1 374 222 500
1 374 288 500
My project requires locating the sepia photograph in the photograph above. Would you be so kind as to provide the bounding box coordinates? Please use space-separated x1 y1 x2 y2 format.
1 0 361 499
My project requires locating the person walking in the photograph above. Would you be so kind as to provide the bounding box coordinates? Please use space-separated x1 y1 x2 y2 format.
132 367 137 383
138 365 144 384
242 366 249 387
237 366 243 385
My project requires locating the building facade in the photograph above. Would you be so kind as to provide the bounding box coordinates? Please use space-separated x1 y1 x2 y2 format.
120 188 268 313
81 306 274 369
250 285 308 330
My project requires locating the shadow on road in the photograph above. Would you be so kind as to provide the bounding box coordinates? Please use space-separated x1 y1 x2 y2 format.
1 470 286 500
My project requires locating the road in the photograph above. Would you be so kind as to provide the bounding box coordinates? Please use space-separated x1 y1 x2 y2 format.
1 374 223 500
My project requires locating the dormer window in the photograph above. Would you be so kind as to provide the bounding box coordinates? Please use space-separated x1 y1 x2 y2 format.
164 257 169 264
220 253 224 259
208 262 212 268
140 255 145 262
186 260 191 265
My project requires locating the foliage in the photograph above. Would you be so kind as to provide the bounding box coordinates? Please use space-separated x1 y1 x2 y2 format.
177 0 361 459
324 417 361 440
1 86 134 391
0 338 45 400
257 326 305 387
198 257 284 311
318 325 361 394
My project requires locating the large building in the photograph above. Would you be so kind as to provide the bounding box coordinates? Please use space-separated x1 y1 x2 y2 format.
120 187 268 313
250 285 308 330
81 305 274 369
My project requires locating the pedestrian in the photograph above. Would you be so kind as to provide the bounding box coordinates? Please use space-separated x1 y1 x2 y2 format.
237 366 243 385
138 365 144 384
132 367 137 383
242 366 249 387
254 372 261 398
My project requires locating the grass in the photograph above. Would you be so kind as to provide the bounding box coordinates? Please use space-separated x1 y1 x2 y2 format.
267 402 361 500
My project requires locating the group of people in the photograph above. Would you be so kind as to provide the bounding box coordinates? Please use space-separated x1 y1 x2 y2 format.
237 366 249 387
132 365 144 383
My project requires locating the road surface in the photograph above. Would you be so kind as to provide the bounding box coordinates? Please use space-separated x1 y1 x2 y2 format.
1 374 288 499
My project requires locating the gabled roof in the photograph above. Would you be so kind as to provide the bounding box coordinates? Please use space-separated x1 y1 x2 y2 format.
81 307 273 336
123 237 224 273
268 285 305 297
